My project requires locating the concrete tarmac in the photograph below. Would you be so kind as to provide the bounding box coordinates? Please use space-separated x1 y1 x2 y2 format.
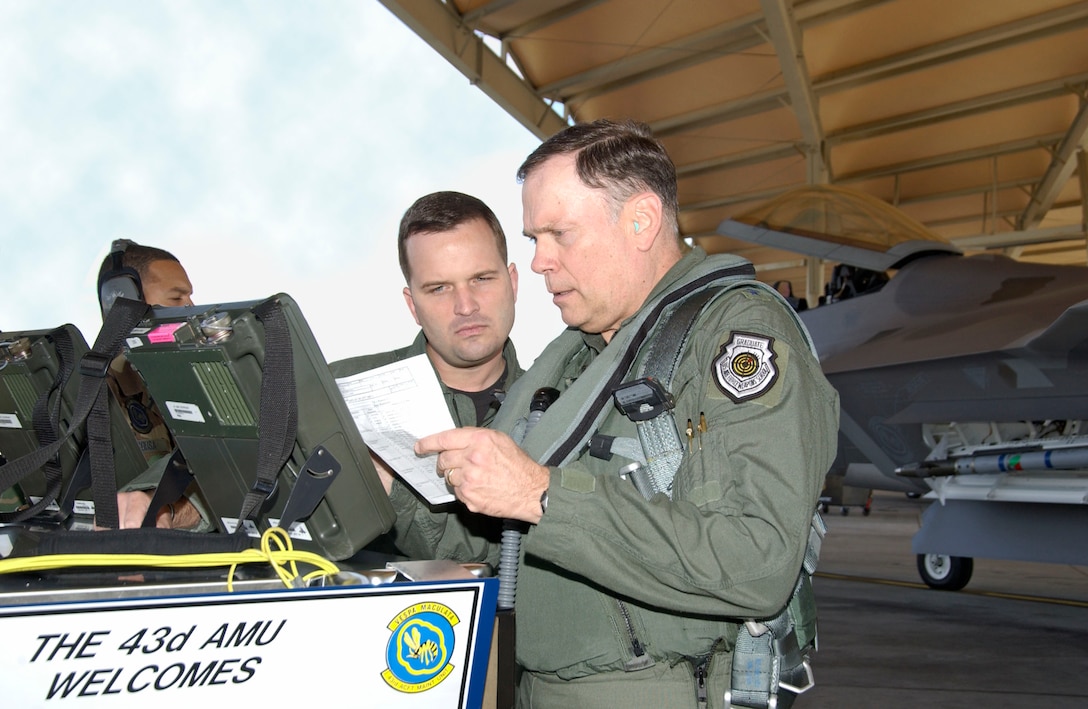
802 491 1088 708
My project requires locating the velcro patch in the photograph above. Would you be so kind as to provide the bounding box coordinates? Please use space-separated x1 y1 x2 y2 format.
712 331 778 403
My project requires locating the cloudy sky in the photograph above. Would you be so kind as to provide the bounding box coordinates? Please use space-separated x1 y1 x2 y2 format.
1 0 565 364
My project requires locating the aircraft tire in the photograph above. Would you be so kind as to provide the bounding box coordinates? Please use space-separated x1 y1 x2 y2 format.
917 553 973 591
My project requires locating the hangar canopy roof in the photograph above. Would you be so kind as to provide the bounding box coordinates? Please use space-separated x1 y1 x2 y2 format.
380 0 1088 299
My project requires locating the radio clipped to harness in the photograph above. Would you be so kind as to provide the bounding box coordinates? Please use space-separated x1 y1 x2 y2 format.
612 377 674 421
611 377 684 500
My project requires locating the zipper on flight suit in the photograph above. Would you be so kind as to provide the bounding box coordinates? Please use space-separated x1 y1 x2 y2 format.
617 599 655 670
693 656 709 707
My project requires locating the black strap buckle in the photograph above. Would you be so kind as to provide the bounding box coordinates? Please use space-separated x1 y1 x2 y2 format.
589 434 615 461
250 476 278 499
79 351 113 378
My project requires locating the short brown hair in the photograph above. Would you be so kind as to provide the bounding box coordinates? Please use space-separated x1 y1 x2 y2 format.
516 118 679 232
397 191 508 281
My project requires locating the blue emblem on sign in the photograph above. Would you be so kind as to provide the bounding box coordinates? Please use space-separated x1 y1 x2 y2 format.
382 602 459 693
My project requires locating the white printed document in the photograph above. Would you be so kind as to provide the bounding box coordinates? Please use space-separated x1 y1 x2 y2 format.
336 355 456 505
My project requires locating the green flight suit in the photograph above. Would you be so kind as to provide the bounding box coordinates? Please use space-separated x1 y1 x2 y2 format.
329 332 523 555
385 249 839 707
329 331 522 430
107 355 173 464
111 355 213 532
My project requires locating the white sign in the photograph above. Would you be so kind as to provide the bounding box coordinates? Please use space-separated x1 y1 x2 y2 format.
0 578 497 708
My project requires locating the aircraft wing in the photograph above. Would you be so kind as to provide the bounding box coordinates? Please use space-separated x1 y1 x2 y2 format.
796 252 1088 504
1024 299 1088 354
719 190 1088 581
799 254 1088 373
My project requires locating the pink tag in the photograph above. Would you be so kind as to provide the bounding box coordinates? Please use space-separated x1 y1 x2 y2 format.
147 323 185 344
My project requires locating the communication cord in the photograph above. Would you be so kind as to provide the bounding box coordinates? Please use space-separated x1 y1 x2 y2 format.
497 387 559 611
0 527 340 591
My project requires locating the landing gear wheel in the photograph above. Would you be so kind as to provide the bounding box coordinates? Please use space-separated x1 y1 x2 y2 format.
917 554 973 591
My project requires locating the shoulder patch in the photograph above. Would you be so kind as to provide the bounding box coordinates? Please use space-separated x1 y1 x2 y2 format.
712 331 779 403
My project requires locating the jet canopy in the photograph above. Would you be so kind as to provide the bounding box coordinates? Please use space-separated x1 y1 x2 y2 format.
719 185 962 273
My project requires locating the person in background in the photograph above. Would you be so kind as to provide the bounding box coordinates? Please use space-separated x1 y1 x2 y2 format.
96 240 207 530
773 280 808 312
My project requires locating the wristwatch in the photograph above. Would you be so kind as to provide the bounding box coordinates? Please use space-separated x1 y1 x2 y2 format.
539 487 549 516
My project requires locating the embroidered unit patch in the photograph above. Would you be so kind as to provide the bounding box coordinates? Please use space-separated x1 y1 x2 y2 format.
382 601 459 693
712 331 778 402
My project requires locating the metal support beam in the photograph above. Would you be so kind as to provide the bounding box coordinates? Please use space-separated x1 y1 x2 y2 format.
760 0 824 152
541 1 893 107
1080 149 1088 262
503 0 613 40
838 133 1065 183
951 222 1088 250
1019 98 1088 229
815 3 1088 95
462 0 521 26
826 72 1088 147
378 0 568 140
806 257 824 309
551 15 768 104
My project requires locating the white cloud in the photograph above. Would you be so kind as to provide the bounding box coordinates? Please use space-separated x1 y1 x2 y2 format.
0 0 564 365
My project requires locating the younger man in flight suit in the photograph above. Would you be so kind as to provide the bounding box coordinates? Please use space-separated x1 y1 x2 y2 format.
329 190 523 552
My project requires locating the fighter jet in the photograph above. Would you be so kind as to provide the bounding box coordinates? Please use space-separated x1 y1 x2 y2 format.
719 185 1088 590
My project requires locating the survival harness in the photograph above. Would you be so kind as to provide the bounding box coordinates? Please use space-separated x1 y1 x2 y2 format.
612 280 825 709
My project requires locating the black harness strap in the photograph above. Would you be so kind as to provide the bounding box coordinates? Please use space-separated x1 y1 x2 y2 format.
0 328 75 523
0 299 149 526
545 264 754 467
628 286 727 498
235 297 298 524
87 381 119 529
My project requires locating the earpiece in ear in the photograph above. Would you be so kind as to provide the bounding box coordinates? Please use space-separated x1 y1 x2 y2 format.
633 222 641 234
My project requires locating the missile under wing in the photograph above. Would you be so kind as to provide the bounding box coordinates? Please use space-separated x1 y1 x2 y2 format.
720 186 1088 590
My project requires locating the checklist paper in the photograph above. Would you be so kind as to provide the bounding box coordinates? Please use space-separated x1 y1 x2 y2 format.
335 354 456 505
